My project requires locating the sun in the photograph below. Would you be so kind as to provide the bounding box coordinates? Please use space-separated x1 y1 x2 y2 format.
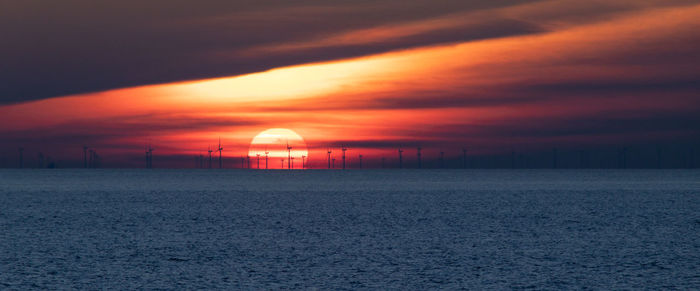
248 128 309 169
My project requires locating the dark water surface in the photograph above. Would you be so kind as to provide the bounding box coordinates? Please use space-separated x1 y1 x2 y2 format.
1 169 699 289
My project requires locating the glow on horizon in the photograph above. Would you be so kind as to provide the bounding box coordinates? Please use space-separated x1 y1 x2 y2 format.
0 3 698 167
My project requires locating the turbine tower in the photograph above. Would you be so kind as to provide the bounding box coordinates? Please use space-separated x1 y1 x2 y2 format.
146 144 154 169
398 148 403 169
302 155 306 169
265 147 269 169
207 146 213 169
332 158 335 169
291 157 295 169
286 141 292 170
359 154 363 169
256 153 261 169
281 159 284 169
341 145 347 169
417 147 422 169
217 137 224 169
327 148 332 169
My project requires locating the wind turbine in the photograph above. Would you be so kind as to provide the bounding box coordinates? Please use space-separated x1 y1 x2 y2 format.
327 148 332 169
291 156 295 169
265 146 269 169
417 147 422 169
207 145 213 169
341 145 347 169
286 141 292 170
217 137 223 169
83 146 88 168
256 153 261 169
359 154 363 169
146 144 154 168
281 158 284 169
302 155 306 169
332 157 335 169
398 148 403 169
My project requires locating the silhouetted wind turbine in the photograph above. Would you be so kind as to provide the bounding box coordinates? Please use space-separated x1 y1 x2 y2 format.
398 148 403 169
341 145 347 170
286 141 292 170
417 147 422 169
359 154 363 169
256 153 261 169
291 156 295 169
281 158 284 169
302 155 306 169
327 148 332 169
217 138 223 169
265 146 269 169
147 144 154 168
207 146 213 169
332 157 335 169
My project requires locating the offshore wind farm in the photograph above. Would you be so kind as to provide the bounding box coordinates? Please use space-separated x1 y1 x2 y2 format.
1 0 700 289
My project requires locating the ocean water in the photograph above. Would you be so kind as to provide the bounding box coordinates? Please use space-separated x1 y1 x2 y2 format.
1 169 699 289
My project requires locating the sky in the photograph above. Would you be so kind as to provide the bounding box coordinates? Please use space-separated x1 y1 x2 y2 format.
1 0 699 168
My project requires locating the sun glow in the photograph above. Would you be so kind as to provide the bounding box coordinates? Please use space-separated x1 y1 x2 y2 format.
248 128 309 169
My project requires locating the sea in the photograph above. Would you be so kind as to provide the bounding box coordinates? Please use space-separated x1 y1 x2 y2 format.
1 169 699 289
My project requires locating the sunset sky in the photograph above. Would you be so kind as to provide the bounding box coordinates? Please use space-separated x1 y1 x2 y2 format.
1 0 699 168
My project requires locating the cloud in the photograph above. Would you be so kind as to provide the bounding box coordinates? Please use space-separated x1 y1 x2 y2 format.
1 0 695 104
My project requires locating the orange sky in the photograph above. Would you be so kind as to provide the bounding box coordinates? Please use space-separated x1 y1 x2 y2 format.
1 1 699 168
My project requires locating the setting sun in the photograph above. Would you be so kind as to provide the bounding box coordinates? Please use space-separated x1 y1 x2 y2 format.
248 128 308 169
